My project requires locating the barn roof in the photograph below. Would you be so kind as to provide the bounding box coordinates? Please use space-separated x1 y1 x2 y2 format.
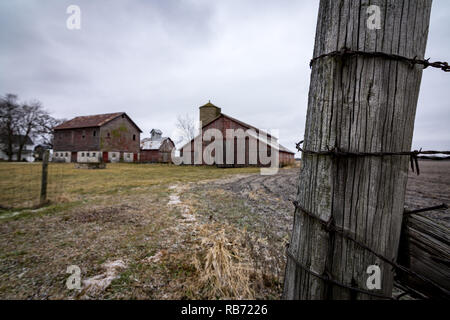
53 112 143 132
200 101 219 108
246 130 294 154
181 113 295 154
151 129 162 135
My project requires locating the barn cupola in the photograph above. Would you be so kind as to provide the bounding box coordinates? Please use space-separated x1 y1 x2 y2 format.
150 129 163 141
199 101 221 126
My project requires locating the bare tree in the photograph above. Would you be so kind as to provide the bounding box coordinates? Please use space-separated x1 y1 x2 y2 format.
0 94 61 161
175 113 197 146
15 101 47 160
0 94 21 161
37 115 66 149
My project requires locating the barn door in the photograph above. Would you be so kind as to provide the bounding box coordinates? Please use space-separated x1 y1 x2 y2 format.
71 152 77 163
102 152 108 163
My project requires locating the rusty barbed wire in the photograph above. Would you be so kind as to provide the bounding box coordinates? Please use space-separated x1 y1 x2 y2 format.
394 283 430 300
404 203 448 216
310 47 450 72
291 140 450 298
285 248 394 300
291 44 449 300
295 140 450 176
289 200 450 300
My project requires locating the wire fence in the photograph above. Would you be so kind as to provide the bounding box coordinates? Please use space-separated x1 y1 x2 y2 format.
0 162 67 210
286 49 450 300
288 200 449 300
289 142 450 300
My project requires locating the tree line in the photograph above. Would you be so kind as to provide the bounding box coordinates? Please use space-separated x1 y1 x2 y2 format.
0 93 64 161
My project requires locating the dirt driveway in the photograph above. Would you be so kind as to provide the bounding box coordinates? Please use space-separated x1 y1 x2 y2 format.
186 160 449 298
201 161 449 234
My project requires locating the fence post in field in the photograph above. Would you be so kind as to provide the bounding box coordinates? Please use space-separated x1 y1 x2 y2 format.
40 150 49 206
284 0 433 299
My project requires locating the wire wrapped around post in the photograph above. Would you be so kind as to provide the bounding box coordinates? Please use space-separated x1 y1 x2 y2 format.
295 140 450 176
309 47 450 72
290 200 450 299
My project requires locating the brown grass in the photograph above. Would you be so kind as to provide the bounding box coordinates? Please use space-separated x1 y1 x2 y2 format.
0 162 259 209
0 163 280 300
192 225 254 299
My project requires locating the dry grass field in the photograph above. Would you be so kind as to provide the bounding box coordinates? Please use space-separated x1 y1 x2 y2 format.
0 163 279 299
0 161 447 300
0 163 260 209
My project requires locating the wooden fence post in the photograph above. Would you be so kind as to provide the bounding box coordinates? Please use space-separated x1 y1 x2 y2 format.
40 150 49 206
284 0 433 299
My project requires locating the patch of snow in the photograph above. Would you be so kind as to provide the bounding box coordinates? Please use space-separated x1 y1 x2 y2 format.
17 269 27 279
168 194 181 205
81 260 127 297
144 251 164 263
182 213 196 222
0 211 22 219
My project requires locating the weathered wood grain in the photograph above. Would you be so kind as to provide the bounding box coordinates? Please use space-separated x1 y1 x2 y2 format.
284 0 433 299
397 213 450 299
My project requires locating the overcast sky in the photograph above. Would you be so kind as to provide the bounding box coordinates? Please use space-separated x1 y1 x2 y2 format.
0 0 448 153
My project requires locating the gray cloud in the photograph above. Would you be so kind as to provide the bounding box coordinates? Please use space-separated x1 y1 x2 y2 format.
0 0 448 153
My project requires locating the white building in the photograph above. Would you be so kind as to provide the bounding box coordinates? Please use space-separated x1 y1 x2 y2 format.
0 135 35 162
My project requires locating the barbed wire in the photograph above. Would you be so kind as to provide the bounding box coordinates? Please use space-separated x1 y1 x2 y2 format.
404 203 448 216
292 139 449 298
295 141 450 176
288 200 450 300
310 47 450 72
285 248 394 300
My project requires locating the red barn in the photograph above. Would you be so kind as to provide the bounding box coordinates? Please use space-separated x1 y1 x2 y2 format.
140 129 175 163
53 112 142 163
180 102 295 167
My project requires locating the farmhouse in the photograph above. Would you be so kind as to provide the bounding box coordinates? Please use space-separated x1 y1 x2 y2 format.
140 129 175 163
53 112 142 163
180 102 295 167
0 134 34 162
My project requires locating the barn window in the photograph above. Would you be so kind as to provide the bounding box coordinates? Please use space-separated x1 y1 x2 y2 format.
107 132 110 138
87 153 90 157
112 153 116 158
55 153 59 157
82 130 86 139
127 154 130 159
133 134 136 141
93 130 96 137
122 115 125 118
65 153 68 157
81 153 85 157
